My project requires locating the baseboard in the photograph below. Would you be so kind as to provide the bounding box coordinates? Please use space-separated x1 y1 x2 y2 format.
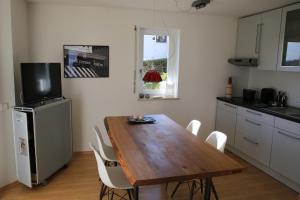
73 151 93 155
0 181 18 191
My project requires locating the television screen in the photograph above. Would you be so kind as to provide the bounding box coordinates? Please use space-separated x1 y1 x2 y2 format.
21 63 62 105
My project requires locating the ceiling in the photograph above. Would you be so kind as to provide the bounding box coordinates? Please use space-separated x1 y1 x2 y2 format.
27 0 300 17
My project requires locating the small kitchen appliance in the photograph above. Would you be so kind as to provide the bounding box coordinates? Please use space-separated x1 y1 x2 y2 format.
261 88 276 104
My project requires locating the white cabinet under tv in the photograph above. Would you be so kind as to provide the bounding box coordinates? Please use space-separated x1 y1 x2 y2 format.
13 99 72 187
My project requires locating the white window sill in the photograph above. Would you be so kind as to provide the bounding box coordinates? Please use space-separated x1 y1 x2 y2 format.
138 96 179 101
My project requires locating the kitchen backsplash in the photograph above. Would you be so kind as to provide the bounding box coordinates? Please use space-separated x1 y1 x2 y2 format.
248 68 300 108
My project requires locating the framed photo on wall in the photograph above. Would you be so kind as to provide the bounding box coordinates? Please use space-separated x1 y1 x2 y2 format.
63 45 109 78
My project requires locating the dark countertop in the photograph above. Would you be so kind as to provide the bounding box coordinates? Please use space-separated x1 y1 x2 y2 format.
217 97 300 123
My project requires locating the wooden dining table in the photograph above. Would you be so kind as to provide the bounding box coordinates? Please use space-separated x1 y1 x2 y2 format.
104 114 244 200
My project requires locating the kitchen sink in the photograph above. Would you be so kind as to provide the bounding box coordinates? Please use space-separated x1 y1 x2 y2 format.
267 107 287 111
288 113 300 118
261 107 288 113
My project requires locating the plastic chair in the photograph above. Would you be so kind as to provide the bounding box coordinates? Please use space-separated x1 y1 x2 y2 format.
167 119 202 197
90 143 133 200
205 131 227 152
203 131 228 200
169 131 228 200
94 126 118 163
186 120 201 136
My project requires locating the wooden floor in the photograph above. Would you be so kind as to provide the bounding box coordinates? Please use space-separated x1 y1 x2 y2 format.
0 152 298 200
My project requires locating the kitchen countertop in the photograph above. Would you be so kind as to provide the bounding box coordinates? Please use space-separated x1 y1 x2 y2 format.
217 97 300 123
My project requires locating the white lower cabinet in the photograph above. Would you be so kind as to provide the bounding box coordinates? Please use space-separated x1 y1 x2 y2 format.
216 100 300 192
216 101 237 147
235 114 273 166
270 118 300 185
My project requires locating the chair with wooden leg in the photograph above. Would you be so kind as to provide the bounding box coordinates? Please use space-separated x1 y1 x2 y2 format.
90 143 134 200
94 125 118 166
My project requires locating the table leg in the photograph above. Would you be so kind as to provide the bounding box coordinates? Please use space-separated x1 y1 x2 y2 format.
134 186 139 200
204 178 212 200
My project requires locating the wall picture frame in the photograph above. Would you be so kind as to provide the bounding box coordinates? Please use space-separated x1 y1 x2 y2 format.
63 45 109 78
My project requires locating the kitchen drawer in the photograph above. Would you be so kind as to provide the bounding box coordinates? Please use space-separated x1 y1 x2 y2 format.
275 117 300 135
237 107 274 126
217 100 237 113
271 128 300 185
235 114 273 166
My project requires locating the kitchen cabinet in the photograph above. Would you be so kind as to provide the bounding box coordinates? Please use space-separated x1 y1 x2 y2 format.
216 98 300 193
215 100 237 147
270 118 300 185
235 113 274 166
236 15 261 58
13 111 32 188
235 3 300 72
13 100 73 188
237 107 274 126
259 9 282 71
236 9 282 70
278 3 300 72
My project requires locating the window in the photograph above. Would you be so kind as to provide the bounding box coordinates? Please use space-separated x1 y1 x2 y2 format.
135 27 180 99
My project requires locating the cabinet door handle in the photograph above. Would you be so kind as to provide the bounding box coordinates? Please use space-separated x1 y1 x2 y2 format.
277 130 300 140
245 119 261 126
243 137 259 145
255 24 263 54
246 109 262 116
255 23 263 54
224 103 236 109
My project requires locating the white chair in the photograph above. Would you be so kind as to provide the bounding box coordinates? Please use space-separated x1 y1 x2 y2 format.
90 143 133 200
94 125 118 164
167 119 202 197
205 131 227 152
99 126 114 147
169 131 227 200
186 120 201 136
203 131 228 200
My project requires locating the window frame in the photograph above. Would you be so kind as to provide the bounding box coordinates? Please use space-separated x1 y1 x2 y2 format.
135 26 180 99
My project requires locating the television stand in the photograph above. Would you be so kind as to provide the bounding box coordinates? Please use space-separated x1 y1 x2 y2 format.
18 97 65 109
12 99 72 187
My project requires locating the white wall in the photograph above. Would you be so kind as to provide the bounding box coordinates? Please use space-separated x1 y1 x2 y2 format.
11 0 29 106
249 68 300 107
0 0 17 188
27 3 240 151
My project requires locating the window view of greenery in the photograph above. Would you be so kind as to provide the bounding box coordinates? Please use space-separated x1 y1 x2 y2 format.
143 35 169 90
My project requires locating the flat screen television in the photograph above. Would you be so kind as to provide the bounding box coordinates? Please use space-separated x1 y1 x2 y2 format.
21 63 62 105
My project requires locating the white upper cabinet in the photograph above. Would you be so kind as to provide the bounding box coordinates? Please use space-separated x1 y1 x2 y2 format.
236 9 282 71
236 15 261 58
259 9 282 71
278 3 300 72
